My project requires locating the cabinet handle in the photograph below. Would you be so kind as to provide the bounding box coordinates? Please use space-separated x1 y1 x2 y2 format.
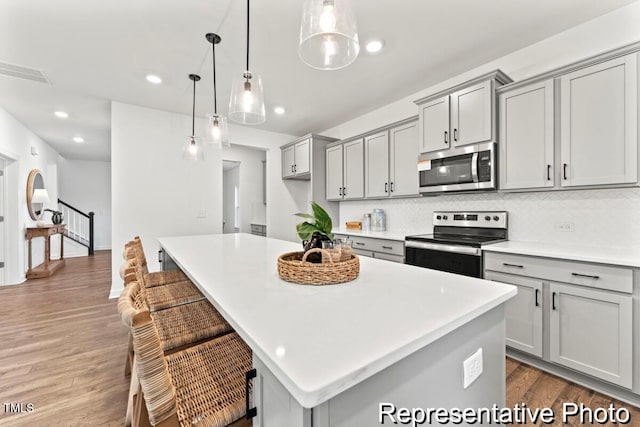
390 182 394 192
571 272 600 280
547 164 551 181
355 242 365 246
552 292 557 310
158 249 163 263
444 130 448 144
563 163 568 180
339 187 342 196
502 263 524 268
453 128 458 142
294 164 297 173
382 245 393 250
535 288 539 307
343 187 346 196
245 369 257 419
385 182 388 193
291 165 294 173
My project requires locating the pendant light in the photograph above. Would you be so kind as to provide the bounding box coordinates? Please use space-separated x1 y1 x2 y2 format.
205 33 229 146
299 0 360 70
183 74 204 161
229 0 266 125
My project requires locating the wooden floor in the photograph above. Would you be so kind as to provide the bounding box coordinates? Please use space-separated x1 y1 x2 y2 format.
0 251 637 426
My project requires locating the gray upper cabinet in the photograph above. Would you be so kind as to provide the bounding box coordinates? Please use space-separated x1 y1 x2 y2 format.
281 138 311 179
364 131 390 198
415 70 511 154
560 53 638 187
325 145 343 200
325 139 364 201
450 81 493 147
418 96 450 153
389 120 419 197
499 79 555 190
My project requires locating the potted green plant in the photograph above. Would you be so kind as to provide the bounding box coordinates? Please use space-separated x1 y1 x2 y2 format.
295 202 334 263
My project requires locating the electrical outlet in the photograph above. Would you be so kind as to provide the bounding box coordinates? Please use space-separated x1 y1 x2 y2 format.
197 209 207 218
555 222 575 232
463 348 483 389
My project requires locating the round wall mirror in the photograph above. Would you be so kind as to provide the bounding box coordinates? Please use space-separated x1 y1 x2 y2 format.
26 169 48 221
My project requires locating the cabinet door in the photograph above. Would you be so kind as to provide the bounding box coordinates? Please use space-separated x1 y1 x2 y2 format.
389 121 419 197
294 139 311 175
343 139 364 199
282 146 295 178
364 131 390 198
485 272 543 358
499 80 554 190
549 282 632 388
451 80 492 147
560 53 638 187
325 145 343 200
418 96 450 153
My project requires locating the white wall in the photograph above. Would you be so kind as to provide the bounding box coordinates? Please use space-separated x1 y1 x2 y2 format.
222 145 267 233
58 158 112 251
110 101 295 297
0 106 60 285
323 3 640 251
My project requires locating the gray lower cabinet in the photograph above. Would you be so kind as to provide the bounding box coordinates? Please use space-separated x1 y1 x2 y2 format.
484 271 543 358
549 282 632 388
251 224 267 237
335 234 404 263
484 251 634 391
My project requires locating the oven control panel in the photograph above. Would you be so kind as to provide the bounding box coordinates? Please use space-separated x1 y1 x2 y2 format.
433 211 507 228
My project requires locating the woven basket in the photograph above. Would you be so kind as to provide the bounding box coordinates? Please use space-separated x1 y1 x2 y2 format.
278 248 359 285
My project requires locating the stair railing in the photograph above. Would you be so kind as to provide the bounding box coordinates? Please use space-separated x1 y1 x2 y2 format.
57 199 95 255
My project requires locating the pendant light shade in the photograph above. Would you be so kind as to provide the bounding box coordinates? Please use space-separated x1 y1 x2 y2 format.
205 33 230 146
229 0 266 125
299 0 360 70
183 74 204 161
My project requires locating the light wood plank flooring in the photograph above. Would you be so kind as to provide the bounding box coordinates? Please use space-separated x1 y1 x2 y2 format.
0 251 637 426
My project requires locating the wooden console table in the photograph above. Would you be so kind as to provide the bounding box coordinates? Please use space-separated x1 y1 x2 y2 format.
26 225 66 279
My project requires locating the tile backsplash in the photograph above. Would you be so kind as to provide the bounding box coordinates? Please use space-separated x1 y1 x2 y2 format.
339 187 640 249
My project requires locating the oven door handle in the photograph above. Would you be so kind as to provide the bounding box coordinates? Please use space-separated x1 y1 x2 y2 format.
405 240 481 256
471 152 479 183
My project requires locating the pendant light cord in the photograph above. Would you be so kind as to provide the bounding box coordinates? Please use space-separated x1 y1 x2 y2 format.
212 42 218 114
246 0 250 72
191 77 196 136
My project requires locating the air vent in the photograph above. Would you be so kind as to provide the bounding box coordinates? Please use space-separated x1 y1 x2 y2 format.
0 61 49 84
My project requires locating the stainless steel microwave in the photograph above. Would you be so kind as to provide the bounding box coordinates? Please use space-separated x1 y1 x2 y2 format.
418 142 496 193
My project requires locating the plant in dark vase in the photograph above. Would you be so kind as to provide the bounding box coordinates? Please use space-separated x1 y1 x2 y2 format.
44 208 64 224
295 202 334 263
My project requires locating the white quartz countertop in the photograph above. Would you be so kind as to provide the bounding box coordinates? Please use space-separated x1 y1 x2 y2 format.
483 241 640 268
158 233 516 408
332 228 428 241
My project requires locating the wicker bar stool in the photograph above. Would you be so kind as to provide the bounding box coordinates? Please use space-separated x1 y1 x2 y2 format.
120 303 252 427
121 258 205 312
128 237 188 287
119 280 233 353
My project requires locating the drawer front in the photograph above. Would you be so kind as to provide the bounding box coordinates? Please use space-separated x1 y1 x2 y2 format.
352 249 373 258
371 239 404 256
350 236 375 251
484 252 632 294
373 252 405 263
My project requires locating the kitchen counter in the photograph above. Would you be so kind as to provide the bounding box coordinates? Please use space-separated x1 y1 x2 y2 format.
158 233 516 411
332 228 428 241
483 241 640 268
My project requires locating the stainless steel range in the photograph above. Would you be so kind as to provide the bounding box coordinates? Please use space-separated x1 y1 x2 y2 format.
405 211 508 278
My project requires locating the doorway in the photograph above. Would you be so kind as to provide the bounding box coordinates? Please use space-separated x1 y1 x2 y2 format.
0 157 4 284
222 161 240 234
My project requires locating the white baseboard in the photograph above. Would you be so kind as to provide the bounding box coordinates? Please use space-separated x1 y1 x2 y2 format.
109 285 124 299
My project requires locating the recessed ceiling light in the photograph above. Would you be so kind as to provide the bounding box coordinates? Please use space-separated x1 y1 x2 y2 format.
54 111 69 119
146 74 162 84
73 136 85 143
274 106 286 115
365 39 384 53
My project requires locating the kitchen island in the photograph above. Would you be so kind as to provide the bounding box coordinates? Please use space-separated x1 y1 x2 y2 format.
158 233 516 426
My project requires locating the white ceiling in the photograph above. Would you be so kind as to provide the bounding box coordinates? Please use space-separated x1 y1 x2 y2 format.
0 0 637 161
